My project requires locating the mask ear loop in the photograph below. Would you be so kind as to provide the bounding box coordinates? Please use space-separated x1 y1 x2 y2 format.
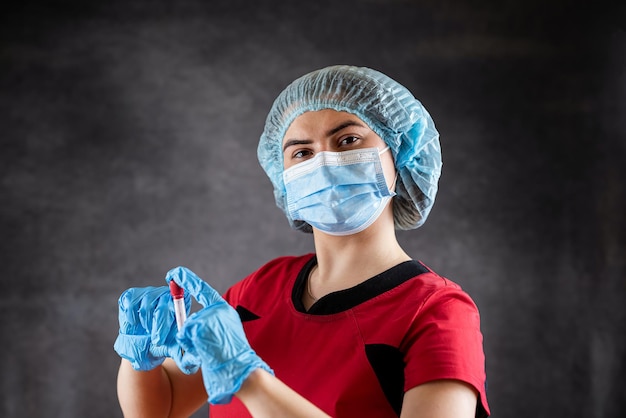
379 146 397 193
389 172 398 194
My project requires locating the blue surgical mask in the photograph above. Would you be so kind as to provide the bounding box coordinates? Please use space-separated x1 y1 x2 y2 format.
282 147 395 236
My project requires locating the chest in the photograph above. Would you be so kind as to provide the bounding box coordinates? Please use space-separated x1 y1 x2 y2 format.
241 300 408 417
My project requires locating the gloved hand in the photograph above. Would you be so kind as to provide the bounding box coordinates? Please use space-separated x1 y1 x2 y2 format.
113 285 196 372
166 266 273 404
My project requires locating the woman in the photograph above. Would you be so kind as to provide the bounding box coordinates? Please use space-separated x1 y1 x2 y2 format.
114 65 490 418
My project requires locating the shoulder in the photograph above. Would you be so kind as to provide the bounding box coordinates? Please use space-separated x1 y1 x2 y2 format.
362 261 483 342
374 261 474 313
351 261 482 338
406 262 478 311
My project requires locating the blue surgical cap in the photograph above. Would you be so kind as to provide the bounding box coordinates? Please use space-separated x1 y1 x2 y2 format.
258 65 442 232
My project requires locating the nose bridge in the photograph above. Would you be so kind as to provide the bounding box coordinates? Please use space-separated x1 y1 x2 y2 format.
312 134 334 153
318 139 332 153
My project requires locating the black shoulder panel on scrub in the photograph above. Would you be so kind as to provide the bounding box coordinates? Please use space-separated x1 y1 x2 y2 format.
236 305 260 322
365 344 404 416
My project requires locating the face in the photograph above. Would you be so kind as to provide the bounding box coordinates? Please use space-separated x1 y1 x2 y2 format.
282 109 396 188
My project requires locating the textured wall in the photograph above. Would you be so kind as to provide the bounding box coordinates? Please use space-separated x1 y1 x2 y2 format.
1 1 624 417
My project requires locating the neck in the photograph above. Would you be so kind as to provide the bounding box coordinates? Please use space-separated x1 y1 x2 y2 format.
311 209 411 291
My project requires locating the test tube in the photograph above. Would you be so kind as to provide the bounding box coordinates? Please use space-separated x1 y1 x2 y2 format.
169 281 187 331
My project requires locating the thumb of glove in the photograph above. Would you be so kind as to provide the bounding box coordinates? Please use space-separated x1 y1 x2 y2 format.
165 266 223 308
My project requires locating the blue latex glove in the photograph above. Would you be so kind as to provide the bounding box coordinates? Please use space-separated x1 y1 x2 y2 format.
166 266 273 404
113 286 196 372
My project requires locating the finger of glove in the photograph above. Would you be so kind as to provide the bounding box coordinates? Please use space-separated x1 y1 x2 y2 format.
118 287 162 334
118 289 140 331
176 321 198 358
176 312 207 363
137 287 169 335
172 345 201 375
151 292 176 346
166 266 223 308
148 337 193 372
184 290 192 314
169 324 202 375
137 286 169 333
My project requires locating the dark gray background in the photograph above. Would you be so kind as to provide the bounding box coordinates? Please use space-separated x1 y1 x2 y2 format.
1 1 624 417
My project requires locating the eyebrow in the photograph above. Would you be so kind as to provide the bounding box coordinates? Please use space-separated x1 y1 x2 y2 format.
282 120 367 152
282 138 313 152
326 120 367 136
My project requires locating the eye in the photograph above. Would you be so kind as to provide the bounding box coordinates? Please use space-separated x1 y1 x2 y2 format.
338 136 361 147
292 149 313 160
